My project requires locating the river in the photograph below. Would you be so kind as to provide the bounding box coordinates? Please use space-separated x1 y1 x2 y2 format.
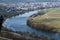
3 10 60 40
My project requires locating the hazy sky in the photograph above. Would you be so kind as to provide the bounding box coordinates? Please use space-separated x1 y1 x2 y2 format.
0 0 60 3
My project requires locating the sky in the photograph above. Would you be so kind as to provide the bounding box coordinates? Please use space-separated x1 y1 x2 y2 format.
0 0 60 3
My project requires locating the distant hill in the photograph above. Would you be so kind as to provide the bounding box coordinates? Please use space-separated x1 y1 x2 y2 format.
0 0 60 3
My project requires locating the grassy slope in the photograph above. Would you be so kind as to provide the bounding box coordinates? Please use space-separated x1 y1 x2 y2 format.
0 9 18 18
0 9 27 18
32 7 60 32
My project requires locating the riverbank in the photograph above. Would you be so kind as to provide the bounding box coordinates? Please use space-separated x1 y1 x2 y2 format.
27 8 60 33
0 27 55 40
0 7 34 19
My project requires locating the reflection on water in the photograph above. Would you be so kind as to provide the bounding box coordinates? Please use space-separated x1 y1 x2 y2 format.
3 11 60 40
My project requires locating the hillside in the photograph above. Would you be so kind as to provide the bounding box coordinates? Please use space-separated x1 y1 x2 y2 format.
27 8 60 32
0 8 29 18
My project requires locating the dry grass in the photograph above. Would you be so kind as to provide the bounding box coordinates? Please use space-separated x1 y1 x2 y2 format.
31 7 60 32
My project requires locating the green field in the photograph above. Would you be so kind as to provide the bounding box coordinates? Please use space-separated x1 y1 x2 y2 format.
32 7 60 32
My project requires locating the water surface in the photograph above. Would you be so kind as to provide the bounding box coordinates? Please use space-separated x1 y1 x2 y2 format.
3 10 60 40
